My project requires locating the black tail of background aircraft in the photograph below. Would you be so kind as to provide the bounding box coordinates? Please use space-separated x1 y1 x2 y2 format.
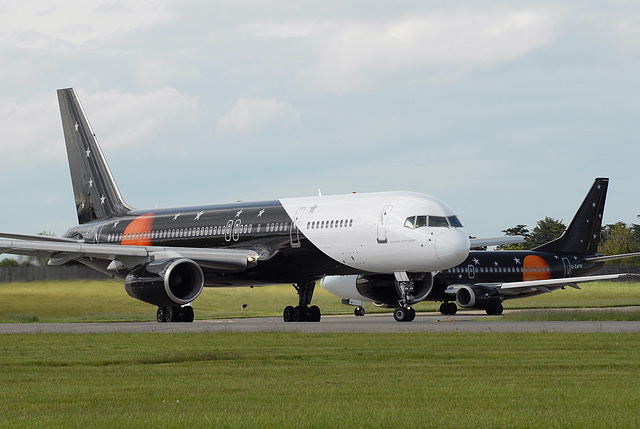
533 178 608 255
58 88 133 224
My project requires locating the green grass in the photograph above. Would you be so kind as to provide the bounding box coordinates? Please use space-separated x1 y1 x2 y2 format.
1 332 640 428
1 279 640 322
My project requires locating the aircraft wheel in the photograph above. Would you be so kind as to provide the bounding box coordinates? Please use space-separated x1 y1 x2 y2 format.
293 306 305 322
393 307 407 322
309 305 321 322
157 307 166 323
283 306 294 322
355 306 365 317
439 303 448 315
183 306 195 322
486 304 504 315
447 302 458 315
165 306 177 323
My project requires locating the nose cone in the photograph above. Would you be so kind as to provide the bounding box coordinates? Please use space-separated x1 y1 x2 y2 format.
435 229 469 267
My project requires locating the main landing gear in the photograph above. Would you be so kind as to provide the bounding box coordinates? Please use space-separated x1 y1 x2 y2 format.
157 305 195 323
283 281 321 322
439 302 458 315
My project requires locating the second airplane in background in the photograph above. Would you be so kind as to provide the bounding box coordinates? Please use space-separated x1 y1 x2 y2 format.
322 178 637 318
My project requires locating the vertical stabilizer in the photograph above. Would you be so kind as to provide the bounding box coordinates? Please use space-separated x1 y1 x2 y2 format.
57 88 133 224
533 178 608 255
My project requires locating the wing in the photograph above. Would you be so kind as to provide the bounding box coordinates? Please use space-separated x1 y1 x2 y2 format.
0 238 259 272
445 273 636 296
469 236 525 248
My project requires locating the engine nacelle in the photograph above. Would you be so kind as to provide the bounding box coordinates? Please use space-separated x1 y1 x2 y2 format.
125 258 204 307
321 273 433 307
455 285 501 309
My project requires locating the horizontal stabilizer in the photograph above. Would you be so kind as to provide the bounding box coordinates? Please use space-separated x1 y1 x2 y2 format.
584 252 640 263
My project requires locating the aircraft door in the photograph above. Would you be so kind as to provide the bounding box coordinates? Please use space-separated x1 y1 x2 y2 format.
377 205 393 244
467 264 476 279
562 257 571 277
290 207 306 248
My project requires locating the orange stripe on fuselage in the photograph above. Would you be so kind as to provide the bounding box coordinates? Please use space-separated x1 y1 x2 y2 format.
523 255 551 281
122 214 154 246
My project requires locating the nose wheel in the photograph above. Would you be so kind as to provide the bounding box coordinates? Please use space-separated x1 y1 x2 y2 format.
393 306 416 322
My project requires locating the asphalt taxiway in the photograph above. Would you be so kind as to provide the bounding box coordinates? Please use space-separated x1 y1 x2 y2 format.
2 311 640 334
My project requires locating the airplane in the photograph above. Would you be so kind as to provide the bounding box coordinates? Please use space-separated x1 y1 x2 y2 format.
0 88 520 323
321 177 639 319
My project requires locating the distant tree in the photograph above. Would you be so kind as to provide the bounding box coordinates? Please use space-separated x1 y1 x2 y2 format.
498 224 530 250
0 258 20 267
526 217 566 249
600 222 640 265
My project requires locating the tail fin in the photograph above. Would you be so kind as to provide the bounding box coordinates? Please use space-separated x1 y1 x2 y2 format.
57 88 133 224
533 178 608 255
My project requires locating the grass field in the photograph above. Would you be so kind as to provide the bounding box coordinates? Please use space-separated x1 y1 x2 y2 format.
1 279 640 323
1 332 640 428
1 280 640 427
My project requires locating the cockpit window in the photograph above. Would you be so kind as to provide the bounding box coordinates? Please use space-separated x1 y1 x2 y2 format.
404 217 415 228
429 216 449 228
447 216 463 228
404 215 462 229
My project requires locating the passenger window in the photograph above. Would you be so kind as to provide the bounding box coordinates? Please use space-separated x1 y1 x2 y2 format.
415 216 427 228
404 217 416 229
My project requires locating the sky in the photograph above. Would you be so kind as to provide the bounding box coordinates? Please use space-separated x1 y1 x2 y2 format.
1 0 640 240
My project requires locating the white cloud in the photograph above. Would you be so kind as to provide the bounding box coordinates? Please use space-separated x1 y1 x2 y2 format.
0 1 173 49
281 9 559 92
0 87 199 169
76 87 199 151
217 98 300 135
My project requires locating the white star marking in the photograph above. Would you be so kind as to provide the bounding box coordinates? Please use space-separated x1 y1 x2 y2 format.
112 220 120 228
86 148 91 158
592 202 596 208
472 258 480 265
100 195 106 205
194 210 204 221
74 122 79 132
513 257 521 264
88 178 93 187
236 209 243 217
173 213 181 220
597 184 601 189
309 204 319 213
494 261 499 266
257 209 265 217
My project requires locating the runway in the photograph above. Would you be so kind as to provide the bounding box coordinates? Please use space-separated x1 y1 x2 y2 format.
2 311 640 334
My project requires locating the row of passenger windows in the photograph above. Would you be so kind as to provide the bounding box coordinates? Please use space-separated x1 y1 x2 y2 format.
306 219 354 230
448 266 551 274
404 215 463 229
105 222 289 242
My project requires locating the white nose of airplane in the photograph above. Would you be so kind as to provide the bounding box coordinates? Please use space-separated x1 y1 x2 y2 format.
434 229 469 267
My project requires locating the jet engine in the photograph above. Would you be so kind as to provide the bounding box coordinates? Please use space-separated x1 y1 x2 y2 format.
321 273 433 307
454 285 501 309
124 258 204 307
